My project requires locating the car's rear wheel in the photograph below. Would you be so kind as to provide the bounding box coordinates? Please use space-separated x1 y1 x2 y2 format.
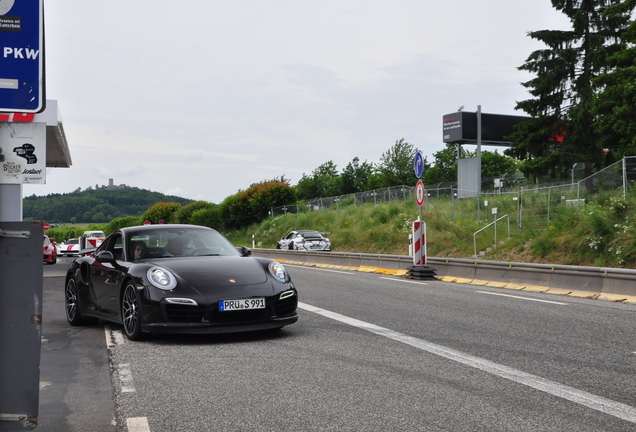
65 278 97 326
122 282 145 341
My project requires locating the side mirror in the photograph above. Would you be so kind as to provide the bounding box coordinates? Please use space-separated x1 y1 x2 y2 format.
96 251 115 262
238 246 252 257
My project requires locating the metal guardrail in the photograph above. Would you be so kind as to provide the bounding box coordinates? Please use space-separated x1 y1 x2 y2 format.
252 249 636 298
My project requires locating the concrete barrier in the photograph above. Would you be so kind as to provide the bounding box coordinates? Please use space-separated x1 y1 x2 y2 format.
252 249 636 303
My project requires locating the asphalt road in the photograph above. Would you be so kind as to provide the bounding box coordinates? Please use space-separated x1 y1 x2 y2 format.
40 258 636 431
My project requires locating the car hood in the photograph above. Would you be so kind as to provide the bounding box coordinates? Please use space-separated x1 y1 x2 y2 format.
148 256 269 290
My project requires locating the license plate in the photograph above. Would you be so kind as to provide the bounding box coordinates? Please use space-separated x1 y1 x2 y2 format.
219 298 265 311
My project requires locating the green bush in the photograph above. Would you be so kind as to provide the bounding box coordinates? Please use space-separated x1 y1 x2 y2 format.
141 202 181 224
177 201 214 224
103 216 142 235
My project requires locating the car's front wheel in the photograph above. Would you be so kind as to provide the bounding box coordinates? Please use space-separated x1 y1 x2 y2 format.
121 282 145 341
65 278 97 326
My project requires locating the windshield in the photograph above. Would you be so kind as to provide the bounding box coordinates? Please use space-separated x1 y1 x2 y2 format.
129 227 240 260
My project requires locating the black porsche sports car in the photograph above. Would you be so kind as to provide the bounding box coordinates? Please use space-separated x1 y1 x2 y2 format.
64 224 298 340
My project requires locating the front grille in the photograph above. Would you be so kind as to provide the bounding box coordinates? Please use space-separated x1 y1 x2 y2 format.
273 296 298 317
208 308 273 324
165 304 206 323
163 296 296 324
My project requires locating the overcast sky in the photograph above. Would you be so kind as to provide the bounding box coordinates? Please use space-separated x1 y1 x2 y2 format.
23 0 571 203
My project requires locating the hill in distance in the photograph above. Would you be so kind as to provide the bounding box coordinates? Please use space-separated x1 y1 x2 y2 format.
23 186 195 224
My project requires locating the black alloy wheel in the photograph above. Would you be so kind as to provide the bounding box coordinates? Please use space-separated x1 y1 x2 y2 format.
122 282 145 341
65 278 97 326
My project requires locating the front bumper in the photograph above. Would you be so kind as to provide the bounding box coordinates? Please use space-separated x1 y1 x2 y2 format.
138 286 299 335
141 314 298 334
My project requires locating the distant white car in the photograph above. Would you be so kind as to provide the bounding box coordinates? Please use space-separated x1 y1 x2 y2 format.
57 238 81 257
277 230 331 251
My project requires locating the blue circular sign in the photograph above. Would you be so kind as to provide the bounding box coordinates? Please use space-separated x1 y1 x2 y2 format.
413 152 424 178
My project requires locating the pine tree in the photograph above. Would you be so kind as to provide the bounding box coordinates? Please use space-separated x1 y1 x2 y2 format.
593 17 636 155
506 0 635 184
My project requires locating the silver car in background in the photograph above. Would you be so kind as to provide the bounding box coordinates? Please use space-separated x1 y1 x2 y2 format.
277 230 331 251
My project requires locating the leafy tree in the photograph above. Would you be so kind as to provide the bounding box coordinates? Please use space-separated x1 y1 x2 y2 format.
248 181 298 220
422 144 458 184
295 161 340 199
177 201 214 224
341 157 375 194
141 202 182 224
374 138 422 188
422 144 519 184
295 174 318 200
189 207 223 230
506 0 635 185
220 181 298 230
593 17 636 156
219 195 247 230
481 150 519 178
103 216 143 235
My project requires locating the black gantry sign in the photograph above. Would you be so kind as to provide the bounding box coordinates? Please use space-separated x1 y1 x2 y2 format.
442 111 532 145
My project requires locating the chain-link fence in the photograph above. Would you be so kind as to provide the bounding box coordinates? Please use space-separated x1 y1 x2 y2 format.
270 157 636 232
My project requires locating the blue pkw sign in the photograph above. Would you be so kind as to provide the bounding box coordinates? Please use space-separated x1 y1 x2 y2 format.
0 0 44 113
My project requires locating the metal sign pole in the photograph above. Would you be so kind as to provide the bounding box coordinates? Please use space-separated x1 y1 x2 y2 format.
477 105 482 221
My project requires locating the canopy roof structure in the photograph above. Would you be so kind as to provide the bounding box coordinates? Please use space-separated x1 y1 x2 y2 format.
35 100 72 168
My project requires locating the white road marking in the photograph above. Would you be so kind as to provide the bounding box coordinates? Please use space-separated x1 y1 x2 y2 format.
113 329 125 345
127 417 150 432
477 290 568 305
119 363 136 393
105 325 125 347
379 277 428 285
298 301 636 423
105 326 114 348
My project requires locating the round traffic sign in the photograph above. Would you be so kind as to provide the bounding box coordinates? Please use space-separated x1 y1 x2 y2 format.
43 222 50 231
143 220 151 225
415 180 425 206
413 152 424 178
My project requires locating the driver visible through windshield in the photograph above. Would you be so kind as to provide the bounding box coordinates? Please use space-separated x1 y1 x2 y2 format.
129 228 239 259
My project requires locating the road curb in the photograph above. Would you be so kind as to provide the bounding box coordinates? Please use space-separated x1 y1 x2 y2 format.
270 253 636 305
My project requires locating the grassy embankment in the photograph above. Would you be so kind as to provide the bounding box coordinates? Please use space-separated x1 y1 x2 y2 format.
226 188 636 269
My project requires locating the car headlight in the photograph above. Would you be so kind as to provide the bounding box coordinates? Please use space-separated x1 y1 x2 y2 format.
269 262 288 283
147 266 177 290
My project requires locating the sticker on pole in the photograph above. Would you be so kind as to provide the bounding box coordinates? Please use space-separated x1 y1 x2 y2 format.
415 180 425 207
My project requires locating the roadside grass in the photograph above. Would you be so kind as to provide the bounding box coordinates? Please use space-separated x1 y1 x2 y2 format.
226 187 636 269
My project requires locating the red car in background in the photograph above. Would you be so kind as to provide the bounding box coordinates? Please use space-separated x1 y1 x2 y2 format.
43 235 57 265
